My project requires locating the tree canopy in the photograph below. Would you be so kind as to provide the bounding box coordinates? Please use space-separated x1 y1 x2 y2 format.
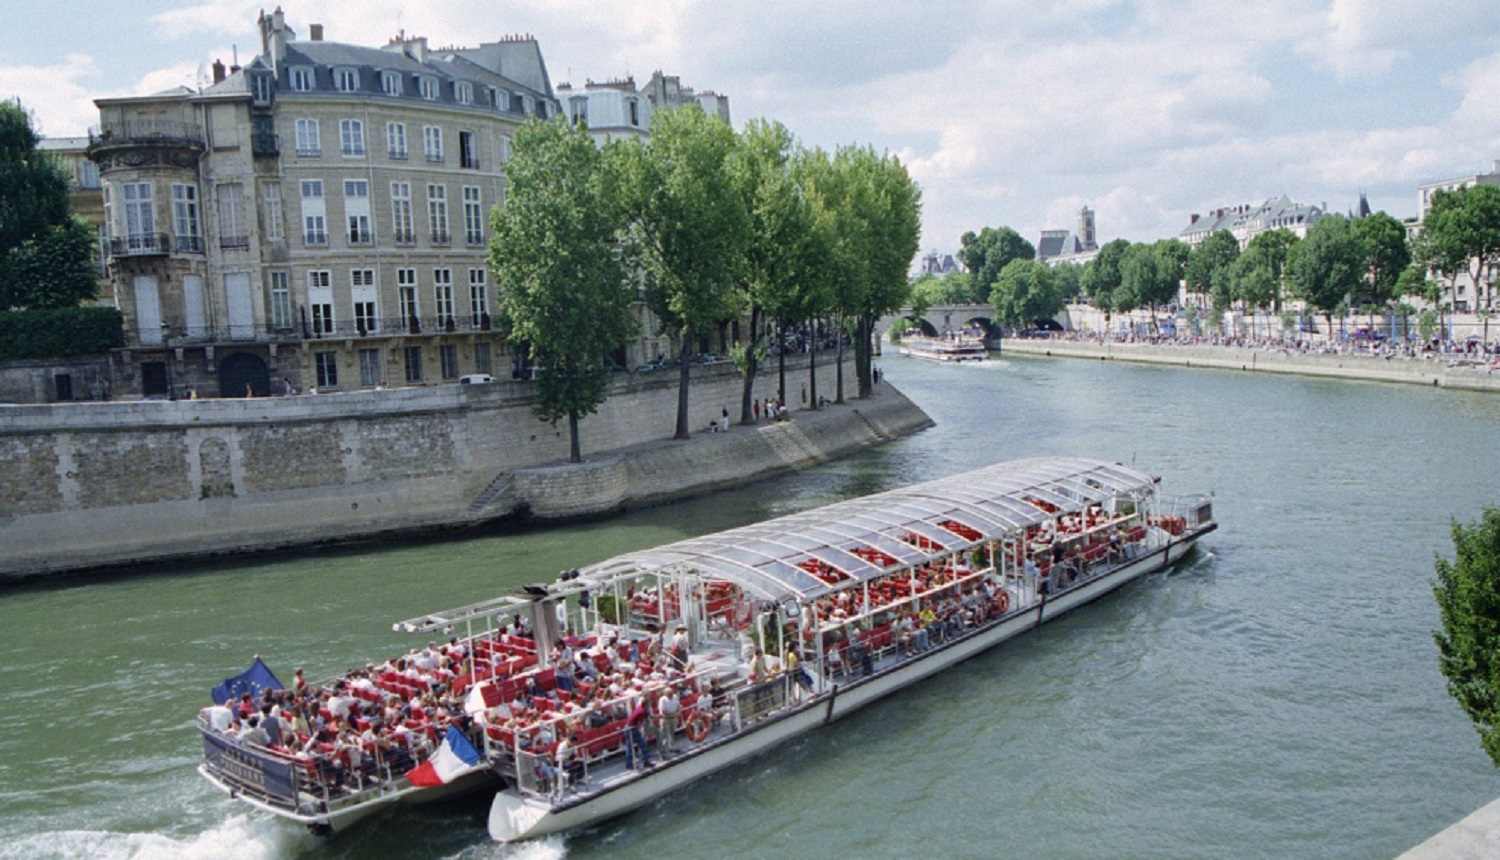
1286 215 1363 325
490 118 636 462
1185 230 1240 316
1417 185 1500 306
1352 211 1410 309
0 101 97 310
958 226 1035 304
1434 508 1500 769
1081 238 1131 314
989 258 1061 329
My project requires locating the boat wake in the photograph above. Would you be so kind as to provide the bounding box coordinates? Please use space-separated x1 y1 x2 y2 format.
0 814 309 860
444 834 568 860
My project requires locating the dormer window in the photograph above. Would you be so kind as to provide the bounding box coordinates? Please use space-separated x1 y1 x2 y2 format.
536 101 549 120
628 98 640 127
455 82 473 105
521 95 533 116
381 72 402 97
290 67 315 92
495 89 511 111
419 77 438 100
569 96 588 126
334 68 358 93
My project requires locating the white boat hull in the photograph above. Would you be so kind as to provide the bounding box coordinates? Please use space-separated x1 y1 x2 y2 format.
488 528 1207 842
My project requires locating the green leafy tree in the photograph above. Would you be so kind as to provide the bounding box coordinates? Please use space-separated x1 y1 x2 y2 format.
0 101 97 310
1233 229 1297 314
1185 230 1240 309
958 226 1035 304
619 106 749 440
1117 240 1182 329
1081 237 1131 320
1352 211 1411 310
1434 508 1500 768
1286 215 1363 333
1417 185 1500 310
491 119 635 463
989 258 1061 329
1052 261 1084 303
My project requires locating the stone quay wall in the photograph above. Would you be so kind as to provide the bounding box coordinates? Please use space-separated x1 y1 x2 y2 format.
0 356 933 580
1000 339 1500 393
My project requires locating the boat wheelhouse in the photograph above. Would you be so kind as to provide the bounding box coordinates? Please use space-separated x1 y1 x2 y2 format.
899 333 989 362
196 457 1214 841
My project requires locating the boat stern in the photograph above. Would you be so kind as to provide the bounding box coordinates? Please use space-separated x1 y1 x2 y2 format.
488 790 556 843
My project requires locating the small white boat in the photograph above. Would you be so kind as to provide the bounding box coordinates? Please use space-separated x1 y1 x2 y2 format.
197 457 1214 841
899 333 989 362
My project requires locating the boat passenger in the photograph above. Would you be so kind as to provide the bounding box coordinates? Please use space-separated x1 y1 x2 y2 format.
657 688 681 755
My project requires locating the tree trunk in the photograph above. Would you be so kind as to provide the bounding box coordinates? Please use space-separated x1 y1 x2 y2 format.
568 412 582 463
854 314 873 398
776 319 787 408
739 306 761 425
674 336 692 441
835 316 846 404
806 316 818 410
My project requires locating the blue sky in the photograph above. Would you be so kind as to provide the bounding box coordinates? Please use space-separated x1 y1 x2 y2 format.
5 0 1500 254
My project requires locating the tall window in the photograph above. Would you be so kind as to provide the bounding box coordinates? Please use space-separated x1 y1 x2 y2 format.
403 345 423 382
269 270 292 330
423 125 443 162
315 351 339 387
387 121 407 159
469 267 488 326
291 67 314 92
344 179 370 243
427 184 449 243
455 82 473 105
434 268 455 327
172 184 200 251
419 77 438 100
351 269 377 333
494 89 511 111
308 270 333 335
216 182 246 249
382 72 402 96
498 136 512 164
474 341 492 375
439 344 459 380
122 182 154 245
294 118 320 156
300 180 326 245
339 119 365 156
262 181 283 241
463 186 483 244
459 130 478 169
390 182 413 243
359 348 382 386
397 268 419 330
334 68 358 93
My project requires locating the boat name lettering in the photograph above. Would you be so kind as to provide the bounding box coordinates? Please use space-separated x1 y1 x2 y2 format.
203 732 298 801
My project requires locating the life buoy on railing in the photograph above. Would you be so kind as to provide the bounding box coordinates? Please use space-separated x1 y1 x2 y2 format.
685 710 712 743
995 590 1011 615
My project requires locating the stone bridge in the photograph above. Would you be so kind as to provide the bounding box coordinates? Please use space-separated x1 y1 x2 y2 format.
876 303 999 347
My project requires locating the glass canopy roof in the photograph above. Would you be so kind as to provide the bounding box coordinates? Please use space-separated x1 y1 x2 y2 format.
582 457 1156 604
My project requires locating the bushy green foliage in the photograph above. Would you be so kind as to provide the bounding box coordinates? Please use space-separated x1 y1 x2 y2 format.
0 306 123 359
1434 509 1500 768
0 101 97 310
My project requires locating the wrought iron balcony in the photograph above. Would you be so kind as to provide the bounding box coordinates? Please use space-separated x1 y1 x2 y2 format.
107 233 171 257
88 120 206 154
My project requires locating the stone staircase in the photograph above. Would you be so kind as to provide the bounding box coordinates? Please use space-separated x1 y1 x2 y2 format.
466 471 515 518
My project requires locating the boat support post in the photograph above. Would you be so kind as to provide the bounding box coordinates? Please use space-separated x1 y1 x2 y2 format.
823 685 839 725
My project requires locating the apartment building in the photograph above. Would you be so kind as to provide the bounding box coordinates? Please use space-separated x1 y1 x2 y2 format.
87 10 559 397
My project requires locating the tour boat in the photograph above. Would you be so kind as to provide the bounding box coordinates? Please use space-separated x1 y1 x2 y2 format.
899 333 989 362
196 457 1215 841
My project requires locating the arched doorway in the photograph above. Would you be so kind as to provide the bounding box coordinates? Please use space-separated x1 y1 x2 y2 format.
218 353 270 397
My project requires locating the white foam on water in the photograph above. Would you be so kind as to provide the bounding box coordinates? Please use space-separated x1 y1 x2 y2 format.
443 833 568 860
0 814 310 860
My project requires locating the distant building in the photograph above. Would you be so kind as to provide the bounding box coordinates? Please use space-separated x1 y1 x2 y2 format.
919 251 962 276
1036 206 1098 266
1179 195 1324 249
1416 160 1500 224
1411 160 1500 313
555 70 730 146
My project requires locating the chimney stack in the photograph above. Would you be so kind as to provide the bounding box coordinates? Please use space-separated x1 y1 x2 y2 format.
310 23 323 41
212 59 226 83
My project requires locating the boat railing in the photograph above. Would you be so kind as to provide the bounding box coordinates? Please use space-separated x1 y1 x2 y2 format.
1154 495 1214 536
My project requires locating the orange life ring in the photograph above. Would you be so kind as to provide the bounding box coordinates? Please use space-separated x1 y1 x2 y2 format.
995 590 1011 614
685 710 712 743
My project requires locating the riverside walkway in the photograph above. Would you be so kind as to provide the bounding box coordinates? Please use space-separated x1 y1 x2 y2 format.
1398 796 1500 859
1000 337 1500 394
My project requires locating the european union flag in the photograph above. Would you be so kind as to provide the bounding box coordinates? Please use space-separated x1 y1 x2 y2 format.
210 657 283 705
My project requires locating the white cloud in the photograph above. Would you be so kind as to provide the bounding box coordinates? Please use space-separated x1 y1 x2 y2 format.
0 55 104 136
1322 0 1500 78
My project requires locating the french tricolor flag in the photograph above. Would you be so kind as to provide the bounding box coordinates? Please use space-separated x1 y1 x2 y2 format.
406 726 484 787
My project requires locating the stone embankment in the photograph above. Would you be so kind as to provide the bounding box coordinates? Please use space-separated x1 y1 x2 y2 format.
0 358 932 580
1001 339 1500 393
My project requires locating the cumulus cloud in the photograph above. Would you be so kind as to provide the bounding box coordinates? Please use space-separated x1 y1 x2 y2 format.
1321 0 1500 78
0 55 105 136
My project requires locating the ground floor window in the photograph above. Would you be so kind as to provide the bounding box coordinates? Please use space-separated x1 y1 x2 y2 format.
440 344 459 379
474 341 491 375
358 348 381 387
403 346 422 383
315 351 338 387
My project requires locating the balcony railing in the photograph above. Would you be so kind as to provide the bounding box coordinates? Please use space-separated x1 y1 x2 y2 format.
392 230 415 244
107 233 171 257
304 231 328 246
348 229 373 244
251 131 280 157
300 315 494 339
220 235 250 250
88 120 206 152
175 235 205 254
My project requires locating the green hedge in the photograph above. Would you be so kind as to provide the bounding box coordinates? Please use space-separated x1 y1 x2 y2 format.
0 306 124 360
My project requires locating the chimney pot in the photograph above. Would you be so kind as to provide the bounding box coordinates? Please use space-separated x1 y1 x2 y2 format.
212 59 226 83
310 23 323 41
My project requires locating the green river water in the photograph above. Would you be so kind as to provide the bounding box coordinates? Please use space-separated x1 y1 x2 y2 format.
1 353 1498 859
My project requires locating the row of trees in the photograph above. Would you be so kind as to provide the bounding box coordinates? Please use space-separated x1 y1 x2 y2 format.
491 108 921 462
916 186 1500 341
1 101 97 311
